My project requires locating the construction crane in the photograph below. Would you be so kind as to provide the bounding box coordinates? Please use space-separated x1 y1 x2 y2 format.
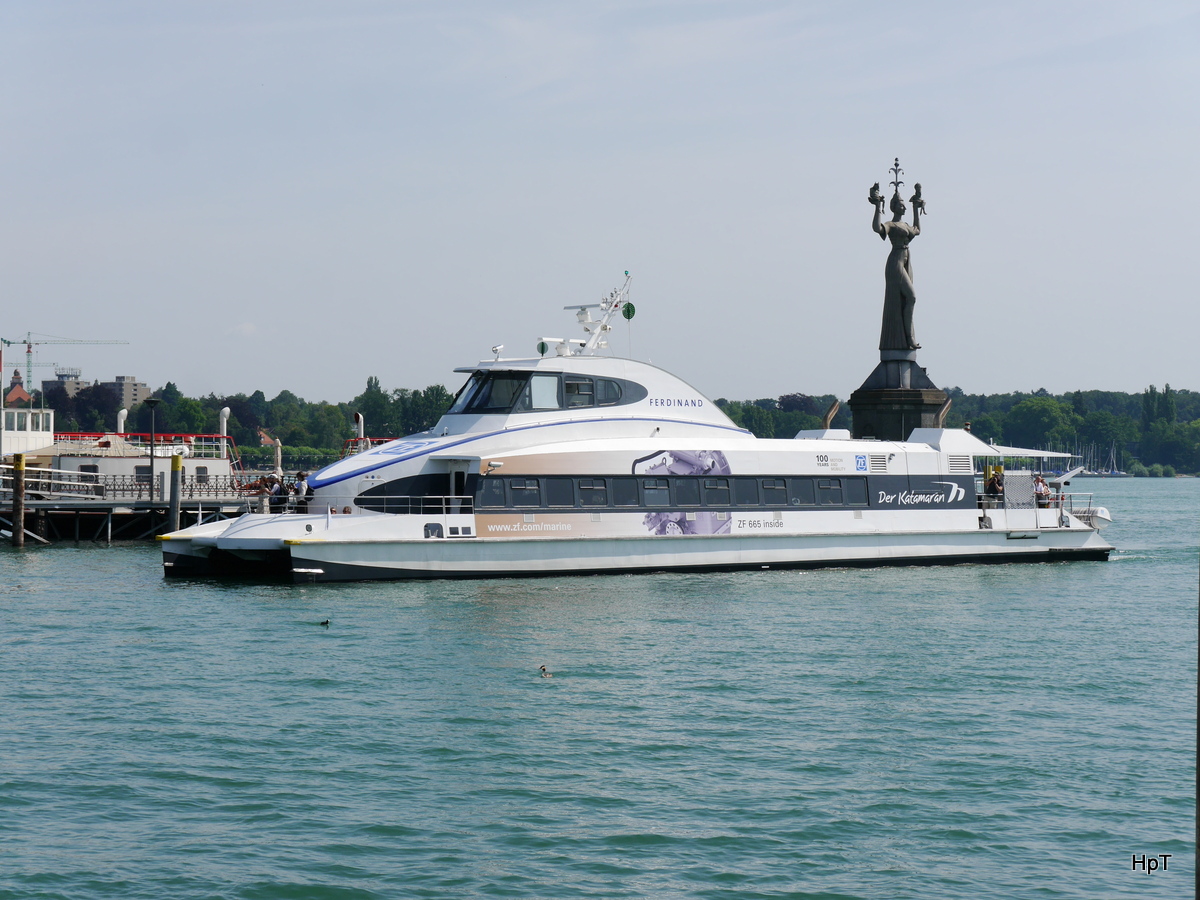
0 332 128 388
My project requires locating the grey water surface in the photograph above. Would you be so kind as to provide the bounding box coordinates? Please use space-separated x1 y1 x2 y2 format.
1 479 1195 899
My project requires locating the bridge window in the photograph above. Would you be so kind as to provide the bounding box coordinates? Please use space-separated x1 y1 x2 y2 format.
195 466 209 484
596 379 623 405
564 377 594 408
449 371 531 414
515 374 562 411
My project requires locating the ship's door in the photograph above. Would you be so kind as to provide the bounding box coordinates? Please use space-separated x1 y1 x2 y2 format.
444 464 470 513
1003 470 1039 534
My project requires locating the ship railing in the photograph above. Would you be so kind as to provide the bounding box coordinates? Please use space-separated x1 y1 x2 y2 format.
53 432 237 460
298 494 476 516
1058 492 1095 514
339 437 393 459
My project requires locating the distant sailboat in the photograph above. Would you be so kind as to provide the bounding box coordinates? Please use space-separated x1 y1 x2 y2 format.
1078 441 1129 478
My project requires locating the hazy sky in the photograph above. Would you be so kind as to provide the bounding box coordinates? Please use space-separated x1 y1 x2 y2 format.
2 2 1196 407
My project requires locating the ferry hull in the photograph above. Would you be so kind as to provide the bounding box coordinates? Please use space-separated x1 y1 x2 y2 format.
284 529 1112 583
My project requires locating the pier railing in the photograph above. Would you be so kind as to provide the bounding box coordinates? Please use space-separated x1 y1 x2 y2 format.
0 464 258 505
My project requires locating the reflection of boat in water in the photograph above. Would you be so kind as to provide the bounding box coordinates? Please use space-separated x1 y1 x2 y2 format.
160 276 1114 582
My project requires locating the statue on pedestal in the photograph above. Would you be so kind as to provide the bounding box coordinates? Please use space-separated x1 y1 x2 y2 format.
869 159 925 352
849 159 946 440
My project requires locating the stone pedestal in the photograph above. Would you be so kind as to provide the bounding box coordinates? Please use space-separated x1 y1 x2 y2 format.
849 350 948 441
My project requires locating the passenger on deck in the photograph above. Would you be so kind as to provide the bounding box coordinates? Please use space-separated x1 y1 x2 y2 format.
268 474 288 513
293 472 309 513
985 472 1004 498
1034 475 1051 507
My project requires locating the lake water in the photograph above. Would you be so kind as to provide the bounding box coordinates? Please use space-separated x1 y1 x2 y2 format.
1 479 1195 899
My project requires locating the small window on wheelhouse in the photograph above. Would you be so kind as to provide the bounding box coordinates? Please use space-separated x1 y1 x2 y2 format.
596 379 623 405
564 377 594 408
195 466 209 484
515 374 562 412
79 465 99 485
135 465 152 484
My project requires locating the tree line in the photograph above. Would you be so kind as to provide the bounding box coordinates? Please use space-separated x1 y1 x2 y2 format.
717 385 1199 475
36 379 1199 474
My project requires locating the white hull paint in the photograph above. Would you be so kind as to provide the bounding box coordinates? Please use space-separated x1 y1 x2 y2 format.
161 506 1111 582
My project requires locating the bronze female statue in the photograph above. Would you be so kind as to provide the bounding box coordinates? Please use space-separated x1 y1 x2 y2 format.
869 181 923 352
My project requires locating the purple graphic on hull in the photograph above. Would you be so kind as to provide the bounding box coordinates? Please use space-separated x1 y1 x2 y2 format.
643 510 732 536
632 449 730 476
633 450 733 536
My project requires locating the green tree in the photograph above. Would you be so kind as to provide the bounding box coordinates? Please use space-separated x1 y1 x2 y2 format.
353 376 395 435
1159 384 1177 423
739 405 774 438
1004 397 1077 449
1142 385 1160 429
967 412 1005 444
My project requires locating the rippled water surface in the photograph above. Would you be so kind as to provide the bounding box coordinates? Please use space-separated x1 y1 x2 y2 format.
2 479 1195 899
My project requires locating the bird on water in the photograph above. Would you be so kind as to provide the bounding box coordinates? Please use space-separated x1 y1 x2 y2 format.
319 619 330 627
539 665 552 678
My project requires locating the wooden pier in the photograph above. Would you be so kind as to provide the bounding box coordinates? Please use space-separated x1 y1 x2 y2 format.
2 497 252 544
3 453 263 545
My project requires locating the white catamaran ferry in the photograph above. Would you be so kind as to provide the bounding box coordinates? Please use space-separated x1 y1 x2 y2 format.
160 277 1113 582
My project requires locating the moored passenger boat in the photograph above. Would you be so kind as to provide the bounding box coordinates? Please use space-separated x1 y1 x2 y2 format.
159 276 1113 582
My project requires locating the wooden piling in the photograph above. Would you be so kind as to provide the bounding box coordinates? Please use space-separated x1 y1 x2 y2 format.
11 453 24 548
168 453 182 532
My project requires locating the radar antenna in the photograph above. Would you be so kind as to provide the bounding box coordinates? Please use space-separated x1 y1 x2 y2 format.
544 272 634 357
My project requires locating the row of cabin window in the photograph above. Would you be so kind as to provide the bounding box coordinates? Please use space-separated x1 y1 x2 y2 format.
4 411 53 432
453 372 629 414
477 475 870 509
131 465 210 484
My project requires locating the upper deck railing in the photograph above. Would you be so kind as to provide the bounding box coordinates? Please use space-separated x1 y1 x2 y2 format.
53 432 240 461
